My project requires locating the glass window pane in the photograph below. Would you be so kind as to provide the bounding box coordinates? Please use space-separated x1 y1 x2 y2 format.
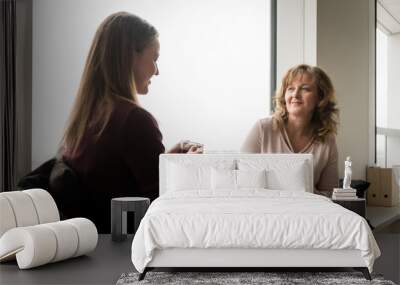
140 0 271 151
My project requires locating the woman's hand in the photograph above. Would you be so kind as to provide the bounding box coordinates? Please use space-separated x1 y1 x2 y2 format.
167 140 203 154
186 145 203 154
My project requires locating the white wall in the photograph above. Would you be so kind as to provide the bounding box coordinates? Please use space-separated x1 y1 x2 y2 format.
32 0 271 168
317 0 374 179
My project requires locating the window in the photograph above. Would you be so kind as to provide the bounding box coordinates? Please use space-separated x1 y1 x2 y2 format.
376 27 400 167
139 0 273 151
32 0 274 167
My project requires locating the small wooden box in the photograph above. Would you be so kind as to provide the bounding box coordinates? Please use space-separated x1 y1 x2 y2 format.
367 167 400 207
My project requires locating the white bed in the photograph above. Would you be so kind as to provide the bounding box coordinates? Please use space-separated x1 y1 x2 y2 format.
131 154 380 280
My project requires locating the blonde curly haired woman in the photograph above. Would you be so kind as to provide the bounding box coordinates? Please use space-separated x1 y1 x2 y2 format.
241 64 339 197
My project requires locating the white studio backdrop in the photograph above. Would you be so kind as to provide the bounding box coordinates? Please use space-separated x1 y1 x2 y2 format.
32 0 271 168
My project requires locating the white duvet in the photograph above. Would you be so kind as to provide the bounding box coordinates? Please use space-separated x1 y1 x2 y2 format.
131 190 380 273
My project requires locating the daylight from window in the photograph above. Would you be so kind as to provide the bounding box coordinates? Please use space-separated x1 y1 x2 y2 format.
376 27 400 167
139 0 271 151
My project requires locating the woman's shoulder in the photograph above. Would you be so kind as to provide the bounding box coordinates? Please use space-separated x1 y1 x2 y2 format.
314 133 337 154
326 133 337 143
259 116 273 126
258 116 278 133
113 100 162 143
319 133 337 146
113 100 158 127
325 134 338 151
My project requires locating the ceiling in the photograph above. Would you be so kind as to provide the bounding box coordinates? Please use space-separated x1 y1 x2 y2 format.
378 0 400 34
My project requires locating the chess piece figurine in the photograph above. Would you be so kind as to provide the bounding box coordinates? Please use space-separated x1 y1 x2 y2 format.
343 156 352 189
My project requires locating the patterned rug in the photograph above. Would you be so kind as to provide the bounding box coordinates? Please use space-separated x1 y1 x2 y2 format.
116 271 396 285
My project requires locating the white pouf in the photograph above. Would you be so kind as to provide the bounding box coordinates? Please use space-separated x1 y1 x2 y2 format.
0 189 98 269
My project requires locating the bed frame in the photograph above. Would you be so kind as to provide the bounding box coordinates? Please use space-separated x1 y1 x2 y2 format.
138 154 372 280
140 248 370 280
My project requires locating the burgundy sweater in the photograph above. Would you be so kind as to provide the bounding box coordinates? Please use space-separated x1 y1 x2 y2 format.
63 101 165 233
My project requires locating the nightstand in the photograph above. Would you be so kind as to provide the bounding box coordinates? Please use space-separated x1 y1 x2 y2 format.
111 197 150 242
332 198 366 218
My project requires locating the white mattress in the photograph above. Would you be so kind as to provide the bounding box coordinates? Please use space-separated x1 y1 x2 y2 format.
131 190 380 273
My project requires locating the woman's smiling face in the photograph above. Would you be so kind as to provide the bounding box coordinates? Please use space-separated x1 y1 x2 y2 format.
284 73 319 119
133 38 160 95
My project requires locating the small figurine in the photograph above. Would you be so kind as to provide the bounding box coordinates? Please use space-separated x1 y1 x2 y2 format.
343 156 352 189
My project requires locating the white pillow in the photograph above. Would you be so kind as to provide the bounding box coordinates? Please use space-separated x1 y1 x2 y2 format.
267 161 308 191
167 163 210 191
236 169 267 189
238 159 310 192
211 168 236 190
166 159 235 192
210 168 268 190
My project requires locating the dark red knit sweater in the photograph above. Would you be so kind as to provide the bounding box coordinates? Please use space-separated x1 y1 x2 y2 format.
63 100 165 233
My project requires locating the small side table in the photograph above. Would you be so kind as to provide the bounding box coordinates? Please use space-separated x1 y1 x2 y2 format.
111 197 150 242
332 198 366 218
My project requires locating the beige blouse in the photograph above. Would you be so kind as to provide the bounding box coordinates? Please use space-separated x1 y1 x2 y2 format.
241 117 338 197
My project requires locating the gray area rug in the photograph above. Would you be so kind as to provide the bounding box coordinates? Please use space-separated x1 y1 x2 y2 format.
116 272 396 285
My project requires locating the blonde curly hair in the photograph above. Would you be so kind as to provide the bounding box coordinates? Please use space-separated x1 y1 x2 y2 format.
273 64 339 142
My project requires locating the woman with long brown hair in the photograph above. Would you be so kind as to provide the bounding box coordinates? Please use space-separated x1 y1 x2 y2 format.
60 12 199 233
241 64 339 197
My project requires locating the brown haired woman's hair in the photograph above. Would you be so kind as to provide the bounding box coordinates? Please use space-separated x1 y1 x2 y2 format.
273 64 339 142
62 12 158 156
